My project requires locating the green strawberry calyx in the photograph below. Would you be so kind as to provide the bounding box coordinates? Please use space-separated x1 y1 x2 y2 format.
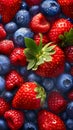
59 28 73 47
24 34 56 70
34 83 46 105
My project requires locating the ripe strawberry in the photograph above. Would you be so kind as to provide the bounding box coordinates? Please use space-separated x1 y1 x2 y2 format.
0 24 6 40
12 82 46 110
0 98 10 116
5 70 24 91
64 46 73 64
68 90 73 101
4 110 24 130
25 0 42 6
38 110 66 130
0 40 14 55
58 0 73 19
70 67 73 76
10 48 26 66
48 91 67 114
48 18 72 43
24 36 65 78
34 33 49 46
30 13 50 33
0 0 22 23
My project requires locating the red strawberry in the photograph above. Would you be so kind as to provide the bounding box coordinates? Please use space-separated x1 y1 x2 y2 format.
38 110 66 130
25 0 42 6
24 36 65 78
30 13 50 33
68 90 73 101
48 91 67 114
4 110 24 130
48 18 72 43
64 46 73 64
6 70 24 91
58 0 73 19
12 82 46 110
10 48 26 66
0 98 10 116
0 0 21 23
34 33 49 46
70 67 73 76
0 24 6 40
0 40 14 55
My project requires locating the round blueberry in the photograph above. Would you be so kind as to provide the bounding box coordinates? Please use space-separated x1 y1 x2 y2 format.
19 66 29 77
66 102 73 119
0 15 2 23
5 22 18 33
3 91 13 102
40 0 60 16
0 119 8 130
64 62 71 73
23 122 38 130
15 10 30 27
66 119 73 130
29 6 40 16
0 76 5 94
25 111 37 122
56 73 73 93
61 112 68 121
13 28 34 47
0 55 10 75
21 1 28 10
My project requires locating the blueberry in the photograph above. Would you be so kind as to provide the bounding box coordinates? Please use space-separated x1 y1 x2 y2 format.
40 0 60 16
3 91 13 102
25 111 37 122
23 122 38 130
61 112 68 121
0 55 10 75
0 119 8 130
0 76 5 94
29 6 40 16
66 119 73 130
64 62 71 73
21 1 28 10
15 10 30 27
19 66 29 77
0 15 2 23
66 102 73 119
5 22 18 33
13 28 34 47
42 78 55 92
56 74 73 93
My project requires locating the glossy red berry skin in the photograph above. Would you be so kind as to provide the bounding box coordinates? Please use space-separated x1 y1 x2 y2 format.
25 0 42 6
0 25 6 40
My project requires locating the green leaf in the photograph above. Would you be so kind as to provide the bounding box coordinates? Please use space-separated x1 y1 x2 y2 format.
42 42 53 51
24 49 35 60
37 33 43 52
59 34 64 40
27 60 36 70
46 45 56 52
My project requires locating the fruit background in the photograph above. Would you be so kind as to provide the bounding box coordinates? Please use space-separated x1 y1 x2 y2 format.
0 0 73 130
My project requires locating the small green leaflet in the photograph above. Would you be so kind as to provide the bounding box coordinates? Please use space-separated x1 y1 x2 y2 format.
27 59 36 70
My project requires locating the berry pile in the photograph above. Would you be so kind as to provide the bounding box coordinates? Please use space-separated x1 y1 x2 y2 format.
0 0 73 130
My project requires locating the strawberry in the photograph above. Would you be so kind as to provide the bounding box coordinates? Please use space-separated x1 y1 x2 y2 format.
0 24 6 40
0 40 14 55
48 91 67 114
24 35 65 78
34 33 49 46
12 82 46 110
5 70 24 91
58 0 73 19
0 98 10 116
10 48 26 66
30 13 50 33
4 110 24 130
38 110 66 130
68 90 73 101
48 18 72 43
0 0 21 23
25 0 42 6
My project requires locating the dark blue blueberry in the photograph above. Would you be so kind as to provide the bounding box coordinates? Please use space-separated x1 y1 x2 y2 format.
27 72 42 83
23 122 38 130
66 119 73 130
67 18 73 24
0 15 2 23
0 119 8 130
64 62 71 73
15 10 30 27
61 112 68 121
19 66 29 77
0 55 10 75
40 0 60 16
29 6 40 16
13 28 34 47
5 22 18 33
66 102 73 119
25 111 37 122
3 91 14 102
21 1 28 10
56 74 73 93
0 76 5 94
42 78 55 92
